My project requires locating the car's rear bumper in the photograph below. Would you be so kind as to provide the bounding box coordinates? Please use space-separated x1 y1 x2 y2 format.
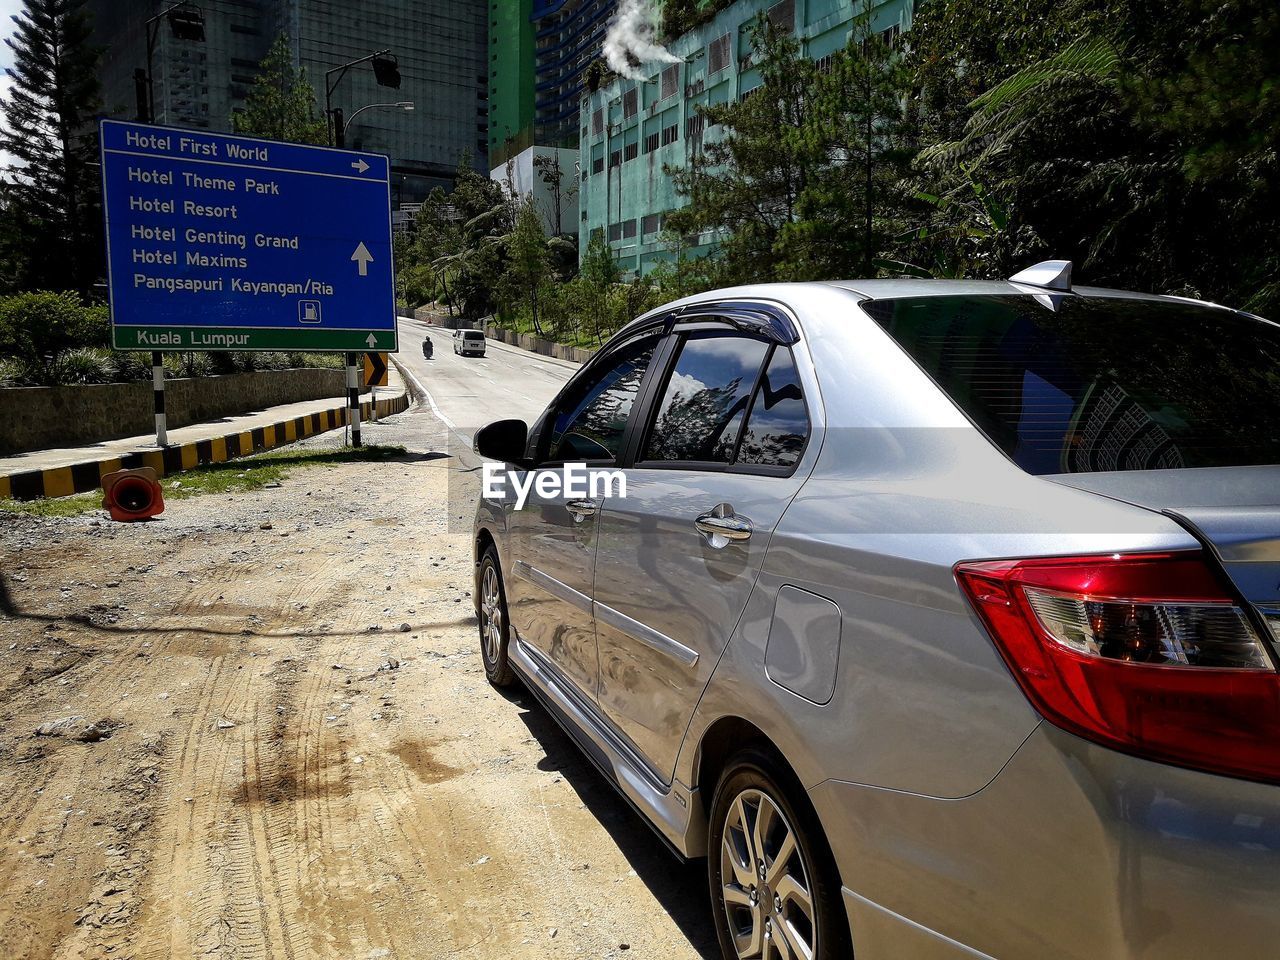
811 723 1280 959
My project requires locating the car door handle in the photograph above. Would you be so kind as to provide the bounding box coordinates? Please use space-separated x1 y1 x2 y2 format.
566 499 598 523
695 503 753 546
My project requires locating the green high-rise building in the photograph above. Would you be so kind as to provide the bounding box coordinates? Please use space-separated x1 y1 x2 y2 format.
488 0 537 168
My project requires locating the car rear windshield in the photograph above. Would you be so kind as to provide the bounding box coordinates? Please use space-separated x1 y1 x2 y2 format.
463 331 483 340
864 295 1280 474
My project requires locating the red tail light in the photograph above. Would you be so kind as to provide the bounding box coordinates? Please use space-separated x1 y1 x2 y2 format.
955 552 1280 785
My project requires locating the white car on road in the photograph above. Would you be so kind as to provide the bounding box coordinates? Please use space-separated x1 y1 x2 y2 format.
454 329 486 357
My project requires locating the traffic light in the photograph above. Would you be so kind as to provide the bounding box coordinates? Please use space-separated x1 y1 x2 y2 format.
102 467 165 522
372 54 401 89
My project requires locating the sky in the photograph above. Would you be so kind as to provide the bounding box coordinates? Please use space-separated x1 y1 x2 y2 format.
0 0 19 170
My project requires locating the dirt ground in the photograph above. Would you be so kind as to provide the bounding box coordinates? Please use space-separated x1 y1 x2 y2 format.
0 403 715 959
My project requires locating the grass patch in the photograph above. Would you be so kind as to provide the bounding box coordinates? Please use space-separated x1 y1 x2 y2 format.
0 491 103 518
0 444 408 518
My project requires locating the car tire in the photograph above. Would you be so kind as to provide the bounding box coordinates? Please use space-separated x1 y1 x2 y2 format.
476 545 516 688
707 746 851 960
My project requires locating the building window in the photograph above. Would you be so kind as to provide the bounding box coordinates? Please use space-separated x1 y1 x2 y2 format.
645 131 660 153
623 141 638 161
622 219 637 239
609 150 622 168
661 123 679 146
708 34 731 74
622 88 638 119
660 64 679 100
592 108 604 135
767 0 795 33
592 156 605 174
608 222 622 242
642 213 662 235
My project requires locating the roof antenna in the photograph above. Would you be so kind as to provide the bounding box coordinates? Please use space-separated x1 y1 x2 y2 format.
1010 260 1072 292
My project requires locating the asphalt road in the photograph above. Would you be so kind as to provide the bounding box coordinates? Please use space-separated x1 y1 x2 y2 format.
394 318 576 443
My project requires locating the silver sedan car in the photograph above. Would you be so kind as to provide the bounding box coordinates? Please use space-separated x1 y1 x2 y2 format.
472 262 1280 960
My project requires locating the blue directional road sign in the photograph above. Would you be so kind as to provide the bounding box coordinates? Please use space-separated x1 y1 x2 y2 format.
100 119 397 352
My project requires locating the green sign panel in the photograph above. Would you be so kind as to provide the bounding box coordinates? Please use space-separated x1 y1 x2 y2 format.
112 325 397 352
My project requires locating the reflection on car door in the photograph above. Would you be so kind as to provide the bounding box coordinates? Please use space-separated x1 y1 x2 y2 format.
505 333 660 700
593 328 815 780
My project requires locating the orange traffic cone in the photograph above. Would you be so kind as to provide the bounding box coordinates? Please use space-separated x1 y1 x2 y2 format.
102 467 165 522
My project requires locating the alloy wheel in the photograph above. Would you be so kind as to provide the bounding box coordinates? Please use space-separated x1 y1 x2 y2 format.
719 788 817 960
480 563 503 664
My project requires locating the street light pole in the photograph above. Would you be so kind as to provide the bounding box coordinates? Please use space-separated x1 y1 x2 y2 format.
340 101 414 147
324 49 401 147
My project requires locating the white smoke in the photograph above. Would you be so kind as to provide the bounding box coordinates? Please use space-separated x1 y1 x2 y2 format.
603 0 683 82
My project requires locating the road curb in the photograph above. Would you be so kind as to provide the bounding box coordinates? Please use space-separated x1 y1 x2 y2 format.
0 390 410 502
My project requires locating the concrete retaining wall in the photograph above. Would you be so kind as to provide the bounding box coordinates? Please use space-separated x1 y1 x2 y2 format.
484 326 596 364
0 368 346 455
413 305 474 330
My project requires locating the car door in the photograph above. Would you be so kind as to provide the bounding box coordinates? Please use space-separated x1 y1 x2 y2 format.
593 315 818 781
504 331 662 700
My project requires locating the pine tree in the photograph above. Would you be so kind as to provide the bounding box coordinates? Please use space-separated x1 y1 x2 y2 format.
508 197 550 335
232 34 327 145
579 228 619 344
803 11 917 278
665 18 820 284
665 12 915 283
0 0 104 295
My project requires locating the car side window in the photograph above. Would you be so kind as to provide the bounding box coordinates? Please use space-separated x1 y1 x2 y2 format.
546 335 658 463
737 346 809 468
642 333 770 464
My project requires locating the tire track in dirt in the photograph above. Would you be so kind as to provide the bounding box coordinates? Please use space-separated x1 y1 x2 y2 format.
2 441 713 960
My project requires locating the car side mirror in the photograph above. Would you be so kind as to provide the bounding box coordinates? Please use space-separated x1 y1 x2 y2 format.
474 419 530 466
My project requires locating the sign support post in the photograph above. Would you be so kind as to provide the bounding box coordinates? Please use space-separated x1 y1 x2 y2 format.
152 351 168 446
345 352 362 448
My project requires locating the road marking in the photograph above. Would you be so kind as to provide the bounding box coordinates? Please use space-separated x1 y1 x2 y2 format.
395 358 456 430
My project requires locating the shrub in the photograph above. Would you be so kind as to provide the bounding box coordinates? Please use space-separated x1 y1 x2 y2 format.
0 291 108 385
51 347 115 384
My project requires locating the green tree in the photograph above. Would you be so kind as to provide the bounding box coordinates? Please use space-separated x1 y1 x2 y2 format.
908 0 1278 315
578 228 619 344
666 13 915 283
1132 0 1280 314
232 34 327 145
0 290 106 384
448 153 514 319
795 11 917 278
665 19 821 284
0 0 104 295
508 197 550 335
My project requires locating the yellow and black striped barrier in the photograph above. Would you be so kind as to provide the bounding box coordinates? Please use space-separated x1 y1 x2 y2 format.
0 391 409 501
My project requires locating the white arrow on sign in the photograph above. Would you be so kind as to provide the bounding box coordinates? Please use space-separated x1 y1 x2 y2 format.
351 242 374 277
365 334 378 349
351 159 370 174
